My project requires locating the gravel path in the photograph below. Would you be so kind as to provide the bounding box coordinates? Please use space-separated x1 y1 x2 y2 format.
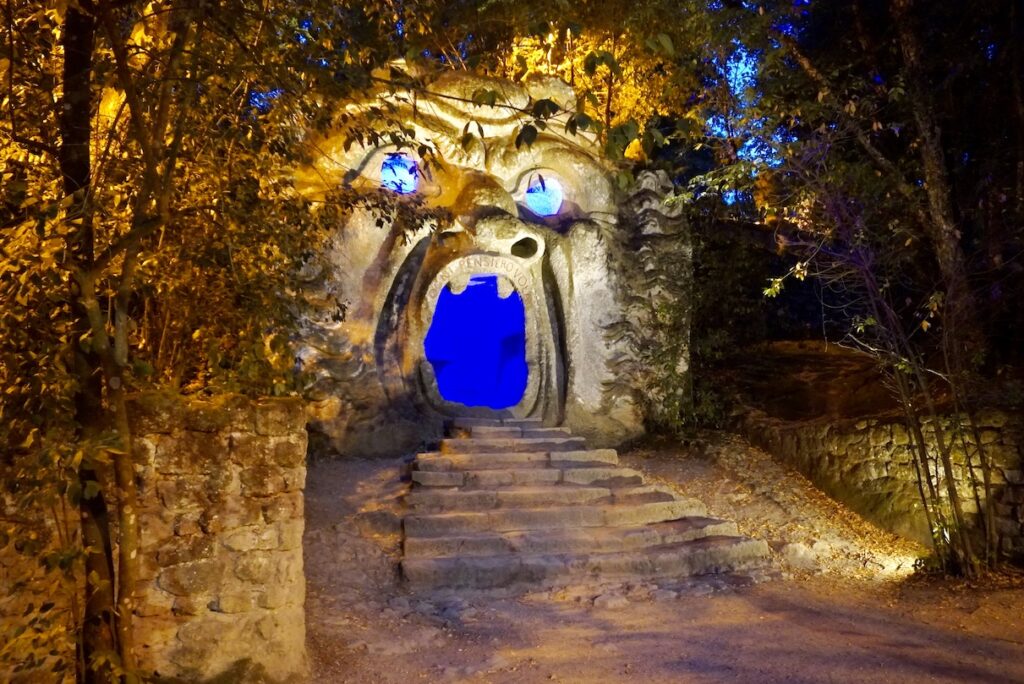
304 433 1024 683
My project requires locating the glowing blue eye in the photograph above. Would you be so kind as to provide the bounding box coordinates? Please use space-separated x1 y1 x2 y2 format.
381 153 418 194
524 175 563 216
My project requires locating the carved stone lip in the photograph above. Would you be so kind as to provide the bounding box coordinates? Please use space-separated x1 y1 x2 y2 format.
423 254 533 317
443 272 519 299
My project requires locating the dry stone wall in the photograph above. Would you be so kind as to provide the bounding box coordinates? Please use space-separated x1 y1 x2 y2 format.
741 408 1024 559
129 393 308 682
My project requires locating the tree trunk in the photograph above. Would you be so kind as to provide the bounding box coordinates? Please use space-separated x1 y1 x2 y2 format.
59 8 119 681
1010 2 1024 223
890 0 984 362
78 272 141 675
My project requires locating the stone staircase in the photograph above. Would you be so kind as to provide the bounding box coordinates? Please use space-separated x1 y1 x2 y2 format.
401 418 770 591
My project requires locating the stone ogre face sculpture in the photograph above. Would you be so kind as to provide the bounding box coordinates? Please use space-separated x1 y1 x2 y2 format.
295 71 651 456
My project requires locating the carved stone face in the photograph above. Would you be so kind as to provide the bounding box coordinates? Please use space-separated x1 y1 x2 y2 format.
295 70 644 456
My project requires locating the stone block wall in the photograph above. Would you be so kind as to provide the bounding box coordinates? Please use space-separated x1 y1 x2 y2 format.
129 393 308 681
741 408 1024 558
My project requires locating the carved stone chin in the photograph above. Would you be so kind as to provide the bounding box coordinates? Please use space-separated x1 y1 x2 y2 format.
294 68 690 456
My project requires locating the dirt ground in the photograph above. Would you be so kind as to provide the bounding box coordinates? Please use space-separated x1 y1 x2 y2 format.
303 433 1024 683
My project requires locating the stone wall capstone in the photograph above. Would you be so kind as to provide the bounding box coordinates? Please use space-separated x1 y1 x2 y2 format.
740 408 1024 560
129 392 308 682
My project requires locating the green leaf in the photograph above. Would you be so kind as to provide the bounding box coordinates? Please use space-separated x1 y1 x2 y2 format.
515 124 538 149
471 88 499 107
83 480 101 500
657 33 674 57
531 98 559 119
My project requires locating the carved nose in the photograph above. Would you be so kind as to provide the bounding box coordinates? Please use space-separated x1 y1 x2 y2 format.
470 214 546 268
451 172 517 229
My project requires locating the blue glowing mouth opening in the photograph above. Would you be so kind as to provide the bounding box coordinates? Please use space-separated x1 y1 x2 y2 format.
424 274 528 410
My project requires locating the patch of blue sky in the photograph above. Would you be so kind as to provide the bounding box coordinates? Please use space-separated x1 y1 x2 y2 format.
706 113 731 138
456 34 474 61
722 189 752 205
726 42 760 104
772 125 798 144
248 88 284 114
773 19 800 38
738 136 783 168
294 17 313 45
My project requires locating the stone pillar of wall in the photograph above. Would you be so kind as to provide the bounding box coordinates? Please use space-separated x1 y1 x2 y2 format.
616 170 693 427
129 393 308 681
740 408 1024 560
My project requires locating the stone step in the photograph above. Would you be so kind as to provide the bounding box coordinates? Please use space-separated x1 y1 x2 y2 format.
406 485 615 512
440 436 588 454
402 536 771 590
459 425 576 439
411 466 645 489
560 466 641 486
522 427 574 436
405 484 675 513
415 449 619 472
464 426 524 438
404 517 740 559
404 498 708 537
451 417 543 430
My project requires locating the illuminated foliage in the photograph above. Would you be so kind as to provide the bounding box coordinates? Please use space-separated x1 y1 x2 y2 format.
0 0 444 677
2 0 1023 676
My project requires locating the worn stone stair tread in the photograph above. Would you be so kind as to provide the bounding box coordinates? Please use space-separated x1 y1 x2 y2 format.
405 484 676 512
461 426 524 438
520 427 574 438
404 517 740 559
451 418 543 430
440 437 589 454
557 467 644 486
402 536 770 589
415 449 620 472
460 425 573 437
416 451 548 471
411 466 645 488
406 484 613 511
404 498 708 537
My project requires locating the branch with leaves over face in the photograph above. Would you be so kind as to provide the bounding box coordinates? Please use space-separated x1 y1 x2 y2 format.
95 0 160 190
778 34 932 230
